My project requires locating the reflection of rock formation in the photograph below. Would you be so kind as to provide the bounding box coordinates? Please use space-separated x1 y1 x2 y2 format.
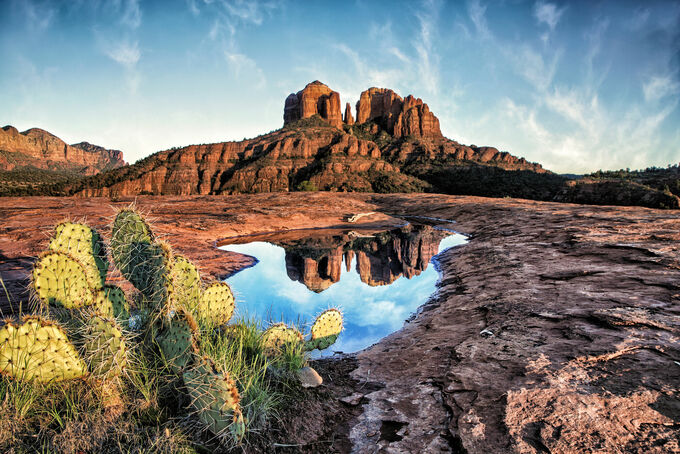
285 245 343 293
280 225 449 292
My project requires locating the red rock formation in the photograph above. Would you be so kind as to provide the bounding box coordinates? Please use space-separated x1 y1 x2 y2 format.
356 89 442 138
283 81 343 128
344 102 354 125
356 88 403 130
76 81 546 197
0 125 125 174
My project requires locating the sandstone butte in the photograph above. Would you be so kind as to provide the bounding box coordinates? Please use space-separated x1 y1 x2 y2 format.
0 125 126 175
77 81 544 197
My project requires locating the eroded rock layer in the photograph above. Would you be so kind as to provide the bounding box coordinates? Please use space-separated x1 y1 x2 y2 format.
0 126 125 174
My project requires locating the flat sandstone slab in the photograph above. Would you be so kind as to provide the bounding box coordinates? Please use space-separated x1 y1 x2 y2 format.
0 193 678 453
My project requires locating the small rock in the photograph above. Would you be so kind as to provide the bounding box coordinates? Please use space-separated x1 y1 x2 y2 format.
340 392 364 406
297 366 323 388
480 328 494 337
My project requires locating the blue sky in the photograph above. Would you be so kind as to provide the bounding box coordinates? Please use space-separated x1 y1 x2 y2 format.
1 0 679 173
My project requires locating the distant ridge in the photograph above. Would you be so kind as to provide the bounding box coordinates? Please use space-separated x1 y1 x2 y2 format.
0 125 125 174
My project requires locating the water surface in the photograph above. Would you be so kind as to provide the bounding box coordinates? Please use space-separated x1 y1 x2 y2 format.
219 224 466 355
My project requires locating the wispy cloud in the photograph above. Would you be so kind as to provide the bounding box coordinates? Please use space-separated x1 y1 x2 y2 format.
200 0 283 89
105 40 141 68
120 0 142 29
468 0 492 40
643 75 680 102
533 2 566 31
14 0 55 32
415 0 442 95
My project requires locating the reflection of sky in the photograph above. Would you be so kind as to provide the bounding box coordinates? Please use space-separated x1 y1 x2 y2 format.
220 232 466 355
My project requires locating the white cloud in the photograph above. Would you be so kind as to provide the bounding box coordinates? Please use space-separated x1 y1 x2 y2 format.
186 0 200 16
510 44 561 91
106 41 141 68
415 0 442 95
224 51 266 88
643 75 680 102
120 0 142 29
222 0 280 25
15 0 55 32
468 0 492 40
533 2 566 31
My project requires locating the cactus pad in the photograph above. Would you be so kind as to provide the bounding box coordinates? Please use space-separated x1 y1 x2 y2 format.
156 308 199 373
168 255 202 312
49 221 108 289
307 308 343 351
183 356 244 440
262 323 303 357
92 285 130 320
82 316 127 379
196 282 235 326
32 251 94 309
0 317 87 382
111 210 170 308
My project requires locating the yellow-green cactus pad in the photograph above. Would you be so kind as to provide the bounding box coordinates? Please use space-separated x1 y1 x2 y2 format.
32 251 94 309
196 282 235 326
0 316 87 382
82 316 127 379
262 323 303 357
156 308 199 373
49 221 108 289
183 356 243 440
307 308 343 351
168 255 202 312
92 285 130 320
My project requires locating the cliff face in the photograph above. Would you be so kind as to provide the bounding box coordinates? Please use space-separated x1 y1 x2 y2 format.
77 81 544 197
0 126 125 174
356 88 442 138
284 81 343 128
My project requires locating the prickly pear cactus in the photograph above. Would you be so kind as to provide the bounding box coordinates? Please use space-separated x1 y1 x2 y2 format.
306 308 343 351
183 356 244 441
82 315 127 379
111 209 170 309
0 316 87 382
49 221 108 289
32 251 94 309
155 308 199 373
92 285 130 320
196 282 235 326
168 255 202 312
262 323 304 357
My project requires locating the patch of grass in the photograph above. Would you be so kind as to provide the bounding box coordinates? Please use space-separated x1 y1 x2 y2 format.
0 314 312 452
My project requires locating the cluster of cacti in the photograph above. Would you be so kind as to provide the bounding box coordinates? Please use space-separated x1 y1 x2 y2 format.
0 208 345 445
0 212 244 443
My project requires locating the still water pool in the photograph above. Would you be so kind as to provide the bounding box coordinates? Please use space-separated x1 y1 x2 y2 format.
219 224 466 355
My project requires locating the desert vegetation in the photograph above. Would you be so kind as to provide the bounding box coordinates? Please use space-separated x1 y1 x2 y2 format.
0 208 343 452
